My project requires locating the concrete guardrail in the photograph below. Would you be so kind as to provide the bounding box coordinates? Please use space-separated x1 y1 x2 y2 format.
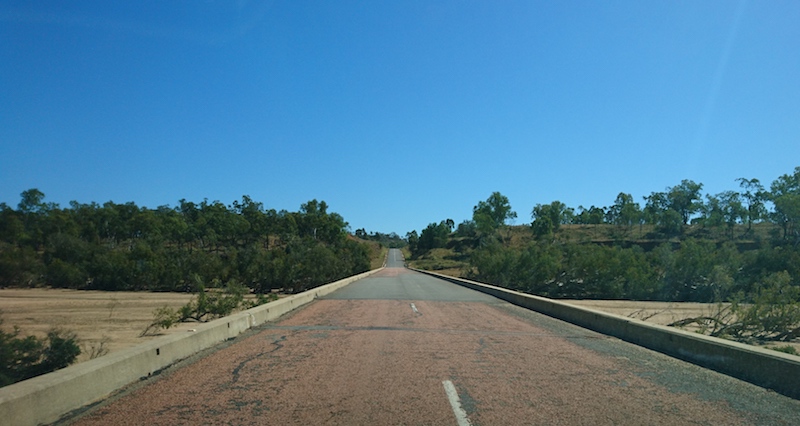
414 269 800 400
0 268 383 426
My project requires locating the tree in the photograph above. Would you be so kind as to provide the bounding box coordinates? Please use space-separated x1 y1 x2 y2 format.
702 191 745 239
574 205 605 225
668 180 704 224
0 317 81 386
231 195 268 245
16 189 56 249
607 193 641 229
644 180 704 234
644 191 683 236
718 191 744 239
473 192 516 235
454 220 477 238
0 203 25 246
737 178 767 235
0 192 372 293
415 221 451 255
670 271 800 343
770 167 800 241
406 231 419 255
296 199 347 244
17 189 47 215
531 201 571 236
530 214 554 237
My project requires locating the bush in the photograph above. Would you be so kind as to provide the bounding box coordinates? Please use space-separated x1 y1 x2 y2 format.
770 345 798 356
670 271 800 343
140 306 180 337
0 317 81 387
141 277 275 336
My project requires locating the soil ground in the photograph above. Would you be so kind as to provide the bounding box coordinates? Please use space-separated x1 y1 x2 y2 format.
564 299 800 354
0 289 796 366
0 289 196 363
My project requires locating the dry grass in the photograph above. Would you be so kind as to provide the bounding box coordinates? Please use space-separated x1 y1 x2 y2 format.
564 299 800 355
0 289 197 363
1 287 795 368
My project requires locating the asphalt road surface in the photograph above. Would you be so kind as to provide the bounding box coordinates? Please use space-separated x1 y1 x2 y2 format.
68 249 799 425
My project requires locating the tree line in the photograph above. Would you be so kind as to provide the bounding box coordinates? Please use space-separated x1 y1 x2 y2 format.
353 229 407 249
408 167 800 305
0 191 371 293
527 169 798 242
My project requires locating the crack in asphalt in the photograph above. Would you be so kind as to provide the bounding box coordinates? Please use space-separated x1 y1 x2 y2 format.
476 337 486 355
261 325 610 339
230 335 286 384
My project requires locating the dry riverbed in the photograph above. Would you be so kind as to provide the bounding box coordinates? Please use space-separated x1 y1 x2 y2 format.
564 299 800 354
0 288 197 363
0 289 796 366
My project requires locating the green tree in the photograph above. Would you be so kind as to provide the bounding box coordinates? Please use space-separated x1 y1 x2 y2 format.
17 189 57 249
406 230 419 255
702 191 744 239
473 192 517 235
468 241 520 289
0 204 25 246
516 242 562 295
607 193 641 229
574 205 605 225
454 220 477 238
736 178 767 235
415 221 451 255
231 195 269 245
0 318 81 387
17 189 47 215
668 180 704 224
644 191 683 236
296 199 347 244
531 201 571 237
770 167 800 242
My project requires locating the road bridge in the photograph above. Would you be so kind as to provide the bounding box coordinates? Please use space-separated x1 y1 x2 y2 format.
68 249 799 425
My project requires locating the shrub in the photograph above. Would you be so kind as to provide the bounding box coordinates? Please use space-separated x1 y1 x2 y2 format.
770 345 798 356
0 317 81 387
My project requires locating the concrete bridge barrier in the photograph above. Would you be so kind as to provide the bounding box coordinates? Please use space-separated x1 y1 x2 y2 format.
0 268 382 426
415 269 800 400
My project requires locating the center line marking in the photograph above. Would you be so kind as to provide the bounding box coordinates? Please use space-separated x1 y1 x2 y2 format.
410 303 419 314
442 380 472 426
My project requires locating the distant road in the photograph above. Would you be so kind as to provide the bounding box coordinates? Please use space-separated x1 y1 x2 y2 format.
72 249 799 425
386 247 405 267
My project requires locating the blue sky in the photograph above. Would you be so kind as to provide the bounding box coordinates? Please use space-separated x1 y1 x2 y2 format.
2 1 798 235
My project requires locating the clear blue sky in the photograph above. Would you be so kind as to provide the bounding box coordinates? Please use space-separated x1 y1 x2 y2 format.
2 1 798 235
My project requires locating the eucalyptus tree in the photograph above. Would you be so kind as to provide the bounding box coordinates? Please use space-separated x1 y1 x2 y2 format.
574 205 605 225
416 221 451 255
531 201 572 236
736 178 768 235
607 192 641 229
668 180 704 224
703 191 745 239
769 167 800 241
472 192 517 235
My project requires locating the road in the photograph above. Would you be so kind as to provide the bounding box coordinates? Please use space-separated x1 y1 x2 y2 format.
69 249 799 425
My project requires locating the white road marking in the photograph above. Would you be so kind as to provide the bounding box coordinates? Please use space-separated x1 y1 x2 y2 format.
442 380 472 426
410 303 419 314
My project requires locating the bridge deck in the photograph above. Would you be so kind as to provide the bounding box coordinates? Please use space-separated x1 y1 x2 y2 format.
68 249 800 425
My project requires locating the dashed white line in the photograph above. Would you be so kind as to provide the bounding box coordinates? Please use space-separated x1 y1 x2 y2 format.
442 380 472 426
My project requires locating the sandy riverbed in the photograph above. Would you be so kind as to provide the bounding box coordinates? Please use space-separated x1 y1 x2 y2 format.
0 289 796 365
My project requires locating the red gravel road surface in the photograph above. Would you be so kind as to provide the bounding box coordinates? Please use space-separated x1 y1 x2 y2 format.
65 250 800 425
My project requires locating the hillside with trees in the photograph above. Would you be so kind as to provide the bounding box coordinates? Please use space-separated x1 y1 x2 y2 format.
0 193 371 294
407 167 800 344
